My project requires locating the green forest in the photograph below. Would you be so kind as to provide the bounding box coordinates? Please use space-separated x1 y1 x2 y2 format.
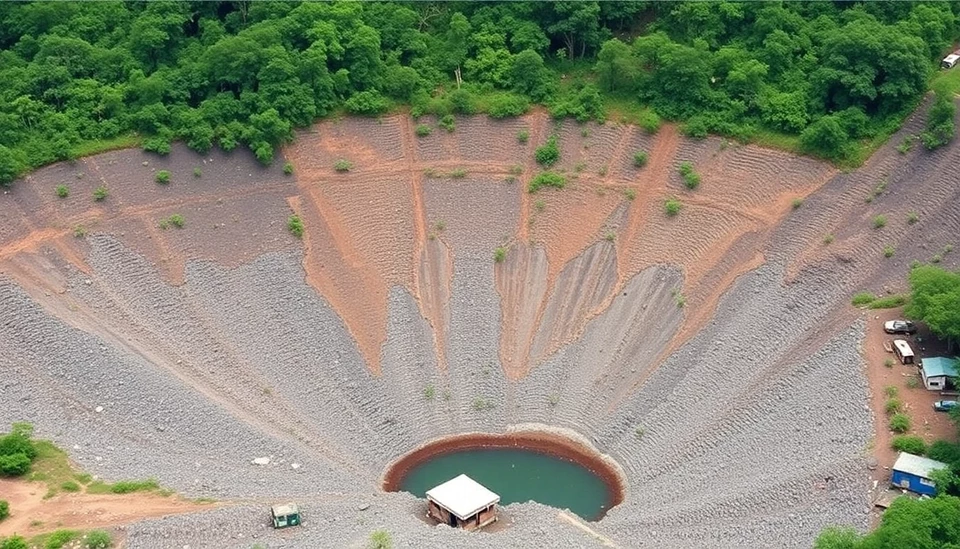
1 1 959 185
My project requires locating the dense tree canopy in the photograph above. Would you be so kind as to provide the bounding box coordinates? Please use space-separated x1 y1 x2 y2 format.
906 265 960 348
814 496 960 549
0 1 957 185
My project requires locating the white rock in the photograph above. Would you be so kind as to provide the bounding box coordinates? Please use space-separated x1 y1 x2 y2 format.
252 457 270 466
95 406 104 413
291 463 301 470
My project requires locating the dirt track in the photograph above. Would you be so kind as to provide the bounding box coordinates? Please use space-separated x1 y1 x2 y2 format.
0 106 958 548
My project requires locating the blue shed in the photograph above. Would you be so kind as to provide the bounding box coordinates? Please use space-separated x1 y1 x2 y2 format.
891 452 949 496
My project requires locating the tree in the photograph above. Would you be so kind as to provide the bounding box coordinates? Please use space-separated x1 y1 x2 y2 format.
906 266 960 350
0 145 28 187
442 13 471 88
800 115 850 160
510 49 552 101
596 39 636 93
921 86 956 150
546 1 602 59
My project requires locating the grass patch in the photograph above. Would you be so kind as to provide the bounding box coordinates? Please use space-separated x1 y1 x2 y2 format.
423 385 435 401
159 214 185 230
905 376 920 389
528 171 566 193
68 134 141 159
55 185 69 198
193 167 202 178
415 124 432 137
87 478 159 495
868 294 907 309
872 214 887 229
92 185 108 201
907 211 919 225
471 398 494 411
791 198 803 210
493 246 507 263
59 480 80 492
516 129 529 143
283 162 293 175
634 427 646 439
884 358 895 368
73 225 87 238
547 394 559 407
287 215 304 238
333 159 353 172
449 167 467 178
823 233 835 245
889 413 911 434
884 398 903 415
534 199 546 212
43 529 78 549
883 385 898 398
624 188 636 201
154 170 170 184
604 230 616 242
664 197 682 217
883 245 895 258
84 530 112 549
633 151 648 167
851 292 876 307
891 435 926 455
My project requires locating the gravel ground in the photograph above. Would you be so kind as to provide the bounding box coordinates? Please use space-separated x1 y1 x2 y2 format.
0 232 872 548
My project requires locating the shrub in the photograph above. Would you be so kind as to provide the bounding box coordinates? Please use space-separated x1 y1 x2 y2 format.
891 435 927 455
193 167 202 178
494 246 507 263
73 226 87 238
664 197 682 217
907 211 919 224
851 292 876 306
283 162 293 175
527 172 566 193
883 385 898 398
678 162 700 190
423 385 435 400
604 231 616 242
487 93 530 118
884 398 902 415
882 245 895 258
517 129 529 143
633 151 648 167
449 168 467 178
333 159 353 172
93 185 108 201
167 214 184 229
889 413 911 433
60 480 80 492
638 111 661 134
884 358 895 368
535 134 560 167
287 215 304 238
155 170 170 184
868 294 906 309
84 531 112 548
823 233 835 245
0 453 31 476
791 198 803 210
1 536 27 549
438 114 456 133
905 376 920 389
0 500 8 521
873 215 887 229
624 188 636 201
415 124 431 137
344 90 389 115
55 184 69 198
45 530 78 549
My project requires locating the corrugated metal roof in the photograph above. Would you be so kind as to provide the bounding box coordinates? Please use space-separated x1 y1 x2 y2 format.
272 503 299 516
893 452 949 479
426 474 500 520
922 357 959 378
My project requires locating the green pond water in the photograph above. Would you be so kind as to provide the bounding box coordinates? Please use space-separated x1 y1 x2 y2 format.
399 448 613 521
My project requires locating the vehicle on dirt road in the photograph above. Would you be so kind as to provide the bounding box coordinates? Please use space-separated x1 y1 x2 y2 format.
884 320 917 335
933 400 957 412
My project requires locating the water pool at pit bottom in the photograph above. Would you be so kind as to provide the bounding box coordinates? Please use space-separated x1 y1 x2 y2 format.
397 446 615 521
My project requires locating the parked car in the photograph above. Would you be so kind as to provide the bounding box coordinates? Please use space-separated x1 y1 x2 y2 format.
934 400 957 412
884 320 917 335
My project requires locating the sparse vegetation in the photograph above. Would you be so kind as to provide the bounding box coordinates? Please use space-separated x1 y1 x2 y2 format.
60 480 80 492
438 114 456 133
535 134 560 167
823 233 835 245
423 385 435 401
633 151 648 167
283 162 294 175
472 398 494 411
791 198 803 210
664 197 682 217
73 226 87 238
0 500 8 521
883 245 895 258
896 136 915 154
527 172 566 193
334 159 353 172
92 185 108 201
872 214 887 229
547 394 559 407
851 292 876 307
891 435 926 455
883 385 898 398
604 230 616 242
1 536 27 549
516 129 529 144
155 170 170 184
624 188 636 201
494 246 507 263
449 168 467 178
534 199 546 212
287 215 304 238
671 288 686 308
883 358 895 368
678 162 700 190
574 161 586 173
415 124 432 137
368 529 392 549
868 294 906 309
884 398 902 415
193 167 202 178
635 427 645 439
888 413 911 434
905 376 920 389
44 530 78 549
55 184 69 198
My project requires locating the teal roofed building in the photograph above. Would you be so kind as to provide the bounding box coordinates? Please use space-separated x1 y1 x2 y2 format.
920 356 959 390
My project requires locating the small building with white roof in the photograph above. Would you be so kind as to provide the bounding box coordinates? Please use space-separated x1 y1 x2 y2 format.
891 452 950 496
425 474 500 530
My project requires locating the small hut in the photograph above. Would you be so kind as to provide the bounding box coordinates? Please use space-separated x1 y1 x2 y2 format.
425 474 499 531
